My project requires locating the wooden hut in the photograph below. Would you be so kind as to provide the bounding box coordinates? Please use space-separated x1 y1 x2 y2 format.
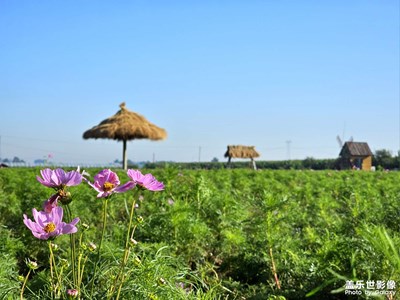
224 145 260 170
338 142 373 171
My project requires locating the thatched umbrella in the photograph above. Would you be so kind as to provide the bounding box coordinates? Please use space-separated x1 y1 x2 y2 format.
83 102 167 170
224 145 260 169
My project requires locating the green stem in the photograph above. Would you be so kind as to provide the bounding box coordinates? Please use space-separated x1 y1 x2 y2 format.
77 231 84 292
78 255 88 289
112 195 137 300
90 198 109 298
48 241 61 298
48 241 55 299
20 269 31 300
65 205 77 288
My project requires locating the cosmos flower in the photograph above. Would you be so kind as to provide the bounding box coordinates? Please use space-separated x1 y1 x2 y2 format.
76 165 90 181
23 206 79 240
36 168 82 189
126 170 164 191
66 289 79 298
87 169 135 198
42 193 61 213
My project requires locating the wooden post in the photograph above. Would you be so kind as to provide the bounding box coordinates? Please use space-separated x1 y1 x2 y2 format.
251 158 257 170
227 156 231 168
122 139 127 170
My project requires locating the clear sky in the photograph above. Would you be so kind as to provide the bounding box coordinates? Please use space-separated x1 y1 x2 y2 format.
0 1 399 165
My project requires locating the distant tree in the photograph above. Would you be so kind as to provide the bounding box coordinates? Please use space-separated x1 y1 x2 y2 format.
211 157 219 163
13 156 25 163
373 149 395 169
303 157 316 169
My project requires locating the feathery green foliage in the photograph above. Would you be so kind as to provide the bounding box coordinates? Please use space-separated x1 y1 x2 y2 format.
0 167 399 299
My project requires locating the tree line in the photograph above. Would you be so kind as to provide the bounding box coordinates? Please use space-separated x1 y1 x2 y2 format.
142 149 400 170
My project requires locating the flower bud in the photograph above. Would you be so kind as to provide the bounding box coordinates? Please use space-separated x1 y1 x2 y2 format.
136 215 144 224
149 293 158 300
26 259 38 270
158 277 166 285
50 243 59 252
88 242 97 252
60 258 70 268
17 275 25 282
82 223 90 230
59 191 72 205
67 289 79 298
134 257 141 266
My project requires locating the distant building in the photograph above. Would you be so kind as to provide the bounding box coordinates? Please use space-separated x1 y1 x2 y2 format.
34 159 46 165
338 142 373 171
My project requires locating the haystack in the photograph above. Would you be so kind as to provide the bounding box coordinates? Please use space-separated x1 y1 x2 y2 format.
224 145 260 169
83 102 167 170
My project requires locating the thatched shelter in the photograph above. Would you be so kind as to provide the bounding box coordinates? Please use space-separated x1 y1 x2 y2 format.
83 102 167 170
224 145 260 169
338 141 373 171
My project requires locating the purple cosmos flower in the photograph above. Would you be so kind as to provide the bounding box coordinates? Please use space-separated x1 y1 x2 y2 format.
88 169 135 198
42 193 61 213
37 168 82 189
66 289 79 298
76 166 90 182
23 206 79 240
127 170 164 191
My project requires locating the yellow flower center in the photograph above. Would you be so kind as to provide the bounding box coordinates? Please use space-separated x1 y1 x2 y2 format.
103 182 115 192
44 222 56 233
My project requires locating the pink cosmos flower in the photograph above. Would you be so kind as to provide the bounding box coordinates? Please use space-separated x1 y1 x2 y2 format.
23 206 79 240
127 170 164 191
37 168 82 189
66 289 79 298
42 193 60 213
88 169 135 198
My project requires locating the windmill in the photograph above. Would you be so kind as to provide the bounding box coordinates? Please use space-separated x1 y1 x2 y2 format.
336 135 354 148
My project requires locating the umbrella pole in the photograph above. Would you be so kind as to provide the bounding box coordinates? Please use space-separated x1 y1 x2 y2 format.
123 139 127 170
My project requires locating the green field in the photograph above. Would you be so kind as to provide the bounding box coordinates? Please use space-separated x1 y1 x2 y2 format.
0 167 399 299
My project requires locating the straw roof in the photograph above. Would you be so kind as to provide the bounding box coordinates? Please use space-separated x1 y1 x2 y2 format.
224 145 260 159
83 102 167 141
83 102 167 170
339 142 372 157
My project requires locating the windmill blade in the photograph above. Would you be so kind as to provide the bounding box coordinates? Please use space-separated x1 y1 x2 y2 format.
336 135 343 148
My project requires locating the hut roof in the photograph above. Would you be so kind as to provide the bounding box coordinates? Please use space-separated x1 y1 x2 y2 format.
224 145 260 159
339 142 373 157
83 102 167 141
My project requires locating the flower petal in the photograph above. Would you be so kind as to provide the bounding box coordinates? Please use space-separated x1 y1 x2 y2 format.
115 181 136 193
23 215 42 233
37 169 56 187
52 206 63 225
127 169 145 184
64 171 82 186
60 220 79 235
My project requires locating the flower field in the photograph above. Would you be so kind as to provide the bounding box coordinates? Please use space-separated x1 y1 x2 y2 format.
0 167 399 299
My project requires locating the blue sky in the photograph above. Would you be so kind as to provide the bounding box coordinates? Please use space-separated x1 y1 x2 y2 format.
0 1 399 165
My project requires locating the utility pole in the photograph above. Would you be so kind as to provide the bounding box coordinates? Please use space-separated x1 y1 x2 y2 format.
286 140 292 160
198 146 201 162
